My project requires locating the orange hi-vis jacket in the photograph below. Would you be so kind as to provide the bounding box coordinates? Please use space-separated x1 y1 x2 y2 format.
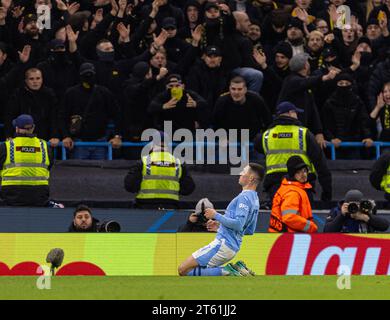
269 178 318 233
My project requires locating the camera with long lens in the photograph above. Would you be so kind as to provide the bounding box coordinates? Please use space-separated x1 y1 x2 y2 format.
347 200 375 215
97 220 121 232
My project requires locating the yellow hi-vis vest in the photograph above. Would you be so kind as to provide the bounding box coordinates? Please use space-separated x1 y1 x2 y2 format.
1 137 50 186
262 125 315 175
380 164 390 193
136 151 182 201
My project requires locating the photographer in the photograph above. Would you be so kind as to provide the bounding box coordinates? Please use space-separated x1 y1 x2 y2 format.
177 198 219 232
324 190 389 233
68 205 121 232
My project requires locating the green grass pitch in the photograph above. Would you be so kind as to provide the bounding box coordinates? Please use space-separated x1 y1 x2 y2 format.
0 276 389 300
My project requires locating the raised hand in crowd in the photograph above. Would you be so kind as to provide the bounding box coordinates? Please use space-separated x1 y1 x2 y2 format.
191 24 204 46
253 49 267 69
322 67 340 82
0 6 6 24
163 98 178 110
156 67 168 81
117 0 127 18
186 94 197 108
110 0 119 16
11 5 24 19
18 45 31 63
151 29 168 54
1 0 11 10
66 25 79 53
91 8 104 29
117 22 130 43
379 11 389 37
370 93 386 120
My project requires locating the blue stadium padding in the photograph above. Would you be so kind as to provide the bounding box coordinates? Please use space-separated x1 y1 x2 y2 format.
0 207 387 233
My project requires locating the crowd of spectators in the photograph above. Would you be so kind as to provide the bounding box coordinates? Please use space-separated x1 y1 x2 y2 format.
1 0 390 159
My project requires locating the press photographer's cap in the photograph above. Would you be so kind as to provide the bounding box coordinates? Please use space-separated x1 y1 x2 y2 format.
344 189 363 202
195 198 214 215
12 114 34 129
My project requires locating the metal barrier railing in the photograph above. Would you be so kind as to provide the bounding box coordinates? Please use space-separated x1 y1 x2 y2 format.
57 141 256 161
325 142 390 160
48 141 390 161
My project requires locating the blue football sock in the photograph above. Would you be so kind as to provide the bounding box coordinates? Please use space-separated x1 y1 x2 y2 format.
187 267 222 276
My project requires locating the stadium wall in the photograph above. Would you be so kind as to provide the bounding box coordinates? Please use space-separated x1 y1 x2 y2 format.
0 234 389 276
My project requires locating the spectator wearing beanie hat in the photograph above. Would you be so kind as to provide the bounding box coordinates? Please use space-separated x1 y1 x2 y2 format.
286 17 306 56
366 18 382 41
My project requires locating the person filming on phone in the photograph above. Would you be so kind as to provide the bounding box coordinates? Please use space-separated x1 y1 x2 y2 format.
148 74 209 131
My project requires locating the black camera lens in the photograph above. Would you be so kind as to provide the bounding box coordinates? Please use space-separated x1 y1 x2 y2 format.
347 202 359 214
360 200 373 213
98 221 121 232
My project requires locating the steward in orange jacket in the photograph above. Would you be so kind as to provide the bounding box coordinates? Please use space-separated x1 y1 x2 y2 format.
269 156 318 233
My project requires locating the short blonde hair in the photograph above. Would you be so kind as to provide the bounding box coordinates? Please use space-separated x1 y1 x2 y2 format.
307 30 324 40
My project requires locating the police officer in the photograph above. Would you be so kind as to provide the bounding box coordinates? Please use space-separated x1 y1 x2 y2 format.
124 132 195 209
0 114 53 206
256 101 332 202
370 152 390 204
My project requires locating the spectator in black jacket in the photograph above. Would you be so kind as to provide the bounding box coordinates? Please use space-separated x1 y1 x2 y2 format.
186 45 228 109
255 41 292 112
141 0 185 30
324 189 389 233
177 0 201 43
322 73 373 159
5 68 60 146
148 74 209 131
161 17 191 63
213 76 271 140
37 39 79 102
122 61 157 142
278 52 339 148
59 63 122 159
